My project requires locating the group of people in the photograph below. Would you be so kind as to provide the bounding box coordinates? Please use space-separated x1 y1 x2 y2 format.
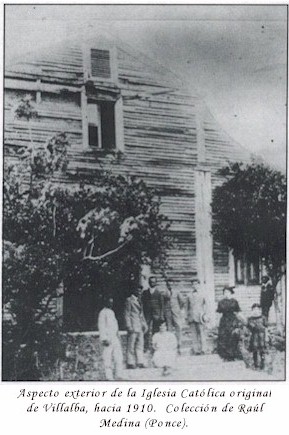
97 276 208 380
217 275 275 370
97 274 275 380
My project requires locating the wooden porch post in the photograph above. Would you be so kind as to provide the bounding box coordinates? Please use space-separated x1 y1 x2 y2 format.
195 98 215 325
195 168 215 325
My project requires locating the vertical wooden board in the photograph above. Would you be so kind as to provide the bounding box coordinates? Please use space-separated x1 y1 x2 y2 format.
195 170 215 324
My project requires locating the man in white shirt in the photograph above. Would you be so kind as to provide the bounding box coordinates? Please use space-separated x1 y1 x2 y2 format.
98 296 123 380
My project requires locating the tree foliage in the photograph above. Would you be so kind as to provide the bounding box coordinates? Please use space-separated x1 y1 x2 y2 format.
3 95 170 380
212 161 286 285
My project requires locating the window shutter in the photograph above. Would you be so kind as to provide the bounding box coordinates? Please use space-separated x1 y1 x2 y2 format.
90 49 111 79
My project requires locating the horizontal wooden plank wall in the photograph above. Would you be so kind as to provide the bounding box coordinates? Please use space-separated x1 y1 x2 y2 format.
203 111 252 300
4 36 251 304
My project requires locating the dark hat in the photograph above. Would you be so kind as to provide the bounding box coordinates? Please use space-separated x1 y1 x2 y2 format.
223 285 235 294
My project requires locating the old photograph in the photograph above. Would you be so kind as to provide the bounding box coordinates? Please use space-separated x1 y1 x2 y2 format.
2 4 286 381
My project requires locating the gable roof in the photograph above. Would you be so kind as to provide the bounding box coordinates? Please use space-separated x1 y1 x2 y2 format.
5 27 185 90
5 25 255 168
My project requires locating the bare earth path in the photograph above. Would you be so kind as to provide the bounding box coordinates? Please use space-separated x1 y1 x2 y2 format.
123 353 284 381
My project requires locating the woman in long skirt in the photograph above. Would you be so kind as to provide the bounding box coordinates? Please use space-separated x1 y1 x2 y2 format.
217 286 242 361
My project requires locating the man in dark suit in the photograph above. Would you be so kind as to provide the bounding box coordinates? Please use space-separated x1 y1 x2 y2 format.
142 276 165 352
124 288 147 369
260 275 275 322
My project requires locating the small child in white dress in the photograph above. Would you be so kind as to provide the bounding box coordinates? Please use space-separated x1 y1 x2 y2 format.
152 322 178 376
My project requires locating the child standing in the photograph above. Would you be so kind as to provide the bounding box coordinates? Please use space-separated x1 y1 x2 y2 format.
247 303 267 370
152 321 178 376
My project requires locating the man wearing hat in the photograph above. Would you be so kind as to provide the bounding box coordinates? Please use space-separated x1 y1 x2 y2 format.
187 279 208 355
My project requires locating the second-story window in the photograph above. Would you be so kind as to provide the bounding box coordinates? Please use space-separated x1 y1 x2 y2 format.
82 44 123 151
86 101 116 150
87 103 101 147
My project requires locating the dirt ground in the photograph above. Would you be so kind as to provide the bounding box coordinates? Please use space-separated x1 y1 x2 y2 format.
123 352 285 381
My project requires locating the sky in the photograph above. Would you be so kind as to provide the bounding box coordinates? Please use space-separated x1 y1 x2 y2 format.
5 4 287 171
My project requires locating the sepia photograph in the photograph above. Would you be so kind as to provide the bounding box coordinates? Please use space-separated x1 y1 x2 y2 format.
2 4 287 382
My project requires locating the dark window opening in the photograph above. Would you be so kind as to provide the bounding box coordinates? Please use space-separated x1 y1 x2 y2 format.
100 102 116 150
88 124 99 147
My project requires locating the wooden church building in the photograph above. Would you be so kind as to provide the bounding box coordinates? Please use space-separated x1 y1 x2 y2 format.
4 30 260 331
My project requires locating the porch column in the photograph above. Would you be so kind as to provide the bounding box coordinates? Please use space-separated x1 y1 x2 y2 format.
195 168 215 325
195 99 215 324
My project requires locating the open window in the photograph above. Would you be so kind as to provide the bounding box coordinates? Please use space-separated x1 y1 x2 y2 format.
87 102 101 148
82 91 123 151
86 101 116 150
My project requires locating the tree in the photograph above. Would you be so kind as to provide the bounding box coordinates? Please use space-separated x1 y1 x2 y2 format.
212 161 286 328
3 96 73 380
3 95 170 380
